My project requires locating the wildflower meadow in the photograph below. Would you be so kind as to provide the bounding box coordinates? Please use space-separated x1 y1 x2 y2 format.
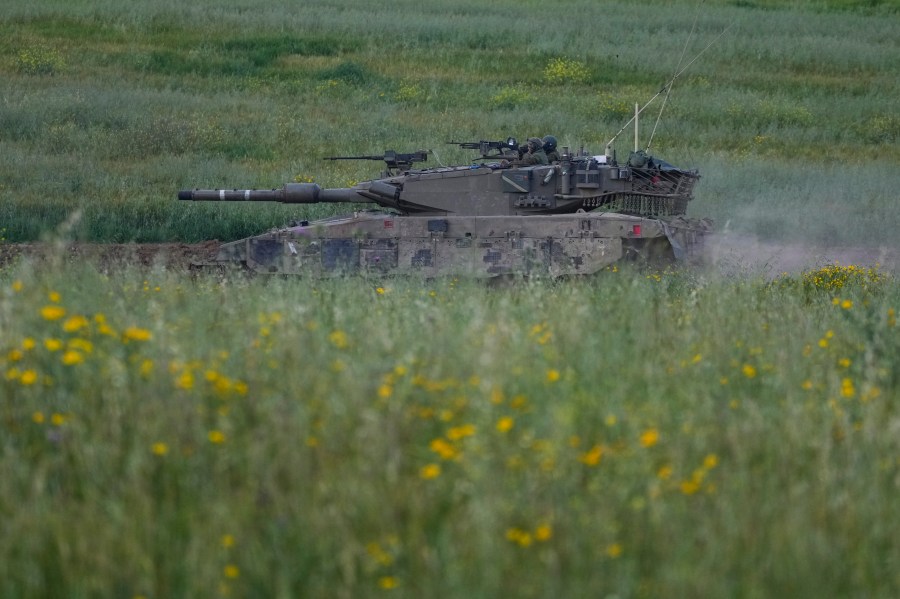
1 260 898 597
2 0 899 596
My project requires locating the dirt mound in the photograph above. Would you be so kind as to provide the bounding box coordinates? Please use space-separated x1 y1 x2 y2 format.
2 236 898 278
0 241 221 272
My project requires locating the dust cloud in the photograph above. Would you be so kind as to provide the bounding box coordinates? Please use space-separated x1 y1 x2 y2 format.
705 232 900 278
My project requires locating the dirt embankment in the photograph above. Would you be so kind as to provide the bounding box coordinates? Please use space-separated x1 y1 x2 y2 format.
0 241 221 272
1 236 897 277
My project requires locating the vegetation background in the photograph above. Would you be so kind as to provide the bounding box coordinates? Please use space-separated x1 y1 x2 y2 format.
1 0 899 597
0 0 898 245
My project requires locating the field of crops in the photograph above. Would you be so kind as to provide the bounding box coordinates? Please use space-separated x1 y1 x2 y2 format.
1 0 899 596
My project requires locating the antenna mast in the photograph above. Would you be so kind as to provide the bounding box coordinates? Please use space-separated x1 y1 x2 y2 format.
604 22 734 159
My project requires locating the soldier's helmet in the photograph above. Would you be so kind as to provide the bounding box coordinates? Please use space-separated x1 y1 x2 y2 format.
527 137 544 152
542 135 557 153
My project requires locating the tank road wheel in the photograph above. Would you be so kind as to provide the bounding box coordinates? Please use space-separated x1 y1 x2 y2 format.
623 238 675 266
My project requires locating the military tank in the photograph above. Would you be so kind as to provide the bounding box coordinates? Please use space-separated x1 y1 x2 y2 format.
178 137 711 278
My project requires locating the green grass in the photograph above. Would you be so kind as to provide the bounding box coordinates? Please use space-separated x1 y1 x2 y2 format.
0 0 898 244
1 260 898 597
1 3 899 594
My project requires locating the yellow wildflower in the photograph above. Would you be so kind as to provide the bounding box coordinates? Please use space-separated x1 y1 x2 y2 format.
48 291 61 303
32 411 45 424
534 523 553 542
95 315 116 336
742 364 757 378
606 543 623 558
20 370 38 386
429 438 458 460
328 330 348 349
51 413 65 426
639 428 660 448
41 305 66 321
840 378 855 398
62 315 89 333
22 338 36 350
657 464 673 480
680 479 700 495
44 338 62 352
419 463 441 479
68 338 93 354
446 423 475 440
546 368 560 383
61 350 84 365
221 534 235 548
579 444 603 466
140 359 154 377
378 576 398 590
123 327 152 342
208 430 226 444
151 442 169 456
175 370 194 390
503 528 534 547
496 416 514 433
214 377 233 395
703 454 719 469
490 387 504 404
223 564 240 579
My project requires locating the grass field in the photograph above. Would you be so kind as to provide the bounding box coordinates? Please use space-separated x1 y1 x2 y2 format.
2 0 900 597
2 261 899 597
1 0 898 244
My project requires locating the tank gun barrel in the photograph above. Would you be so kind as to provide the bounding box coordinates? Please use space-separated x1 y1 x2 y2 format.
178 183 369 204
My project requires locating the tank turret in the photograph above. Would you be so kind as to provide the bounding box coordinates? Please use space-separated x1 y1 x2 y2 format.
180 141 711 277
180 144 700 217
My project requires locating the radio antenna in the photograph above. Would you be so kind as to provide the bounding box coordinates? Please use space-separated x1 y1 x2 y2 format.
605 20 734 158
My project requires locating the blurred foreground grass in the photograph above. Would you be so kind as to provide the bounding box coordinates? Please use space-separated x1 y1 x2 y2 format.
1 258 898 597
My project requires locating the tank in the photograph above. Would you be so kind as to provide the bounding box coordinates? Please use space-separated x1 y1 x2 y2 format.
178 140 712 278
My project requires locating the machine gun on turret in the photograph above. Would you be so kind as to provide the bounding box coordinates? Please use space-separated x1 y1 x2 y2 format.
448 137 522 160
324 150 428 176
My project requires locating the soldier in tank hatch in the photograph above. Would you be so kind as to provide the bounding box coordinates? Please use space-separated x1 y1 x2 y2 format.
521 137 549 165
542 135 559 162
